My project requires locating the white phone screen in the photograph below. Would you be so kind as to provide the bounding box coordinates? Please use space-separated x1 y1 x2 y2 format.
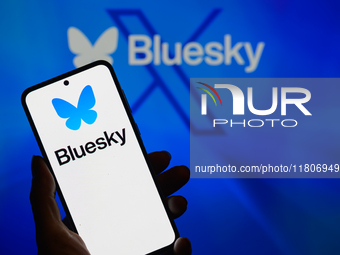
23 62 176 254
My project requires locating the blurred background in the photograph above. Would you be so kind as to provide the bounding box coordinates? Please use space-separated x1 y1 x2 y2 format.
1 0 340 254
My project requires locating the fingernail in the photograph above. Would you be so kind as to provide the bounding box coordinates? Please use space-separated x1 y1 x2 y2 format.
31 155 39 178
163 151 172 160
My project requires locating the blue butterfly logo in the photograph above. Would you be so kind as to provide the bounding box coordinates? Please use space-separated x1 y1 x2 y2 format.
52 85 97 130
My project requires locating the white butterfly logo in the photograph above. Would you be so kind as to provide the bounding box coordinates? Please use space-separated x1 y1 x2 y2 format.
67 27 118 68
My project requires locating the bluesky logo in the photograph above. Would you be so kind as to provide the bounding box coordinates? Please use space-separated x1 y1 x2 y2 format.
54 128 126 166
67 9 265 73
51 85 126 166
52 85 97 130
67 9 266 132
68 27 118 68
128 34 265 72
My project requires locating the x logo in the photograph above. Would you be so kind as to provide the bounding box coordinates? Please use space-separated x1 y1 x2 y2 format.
107 9 222 130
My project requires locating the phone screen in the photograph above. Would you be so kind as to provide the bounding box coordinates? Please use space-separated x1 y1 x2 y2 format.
22 61 177 254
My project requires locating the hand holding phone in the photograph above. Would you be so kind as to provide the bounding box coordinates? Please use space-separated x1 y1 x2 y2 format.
30 152 191 255
23 61 191 254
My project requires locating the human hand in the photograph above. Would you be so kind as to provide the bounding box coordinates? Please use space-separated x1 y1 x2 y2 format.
147 151 192 255
30 151 191 255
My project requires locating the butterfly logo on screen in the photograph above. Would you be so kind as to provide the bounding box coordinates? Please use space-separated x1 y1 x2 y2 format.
67 27 118 68
52 85 97 131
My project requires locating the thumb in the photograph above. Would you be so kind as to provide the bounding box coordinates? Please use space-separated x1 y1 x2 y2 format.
30 156 62 232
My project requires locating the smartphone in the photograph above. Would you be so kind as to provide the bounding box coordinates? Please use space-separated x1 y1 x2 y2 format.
22 60 178 254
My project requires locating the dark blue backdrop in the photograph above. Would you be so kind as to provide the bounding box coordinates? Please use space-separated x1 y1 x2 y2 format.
1 1 340 254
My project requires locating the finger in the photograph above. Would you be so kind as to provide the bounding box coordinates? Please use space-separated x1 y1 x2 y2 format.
62 216 73 231
30 156 62 231
148 151 171 175
157 166 190 197
174 237 192 255
167 196 188 219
